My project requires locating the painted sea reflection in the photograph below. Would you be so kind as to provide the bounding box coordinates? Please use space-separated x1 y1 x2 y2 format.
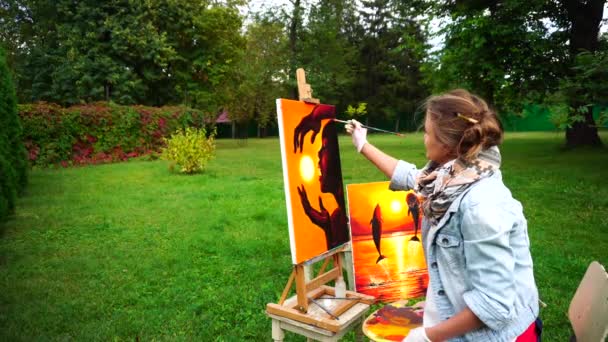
353 232 428 302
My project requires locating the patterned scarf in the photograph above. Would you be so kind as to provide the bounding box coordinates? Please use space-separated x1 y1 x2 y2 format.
415 146 502 226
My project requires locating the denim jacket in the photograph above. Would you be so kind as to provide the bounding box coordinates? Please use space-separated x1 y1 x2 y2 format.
390 160 539 342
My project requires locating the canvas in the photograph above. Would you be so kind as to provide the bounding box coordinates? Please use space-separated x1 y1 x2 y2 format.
346 181 428 303
276 99 349 264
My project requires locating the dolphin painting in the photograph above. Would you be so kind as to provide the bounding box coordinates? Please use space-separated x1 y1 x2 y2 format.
370 204 386 263
406 193 420 242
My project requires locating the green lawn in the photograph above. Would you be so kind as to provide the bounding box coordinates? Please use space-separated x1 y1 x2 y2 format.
1 132 607 341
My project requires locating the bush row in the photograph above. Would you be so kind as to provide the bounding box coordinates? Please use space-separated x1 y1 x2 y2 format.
19 102 213 167
1 47 28 223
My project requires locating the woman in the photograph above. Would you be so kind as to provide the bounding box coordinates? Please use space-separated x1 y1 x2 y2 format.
296 120 349 249
345 89 540 341
294 105 349 250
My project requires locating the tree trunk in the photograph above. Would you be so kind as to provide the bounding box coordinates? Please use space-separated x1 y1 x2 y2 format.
566 107 602 148
257 124 267 138
104 83 111 101
565 0 604 54
564 0 605 147
231 121 236 139
289 0 301 100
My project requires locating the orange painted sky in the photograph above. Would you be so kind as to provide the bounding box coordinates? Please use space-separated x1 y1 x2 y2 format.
277 99 344 264
346 182 418 236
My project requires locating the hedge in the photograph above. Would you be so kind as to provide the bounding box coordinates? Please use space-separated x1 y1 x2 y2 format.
19 102 212 167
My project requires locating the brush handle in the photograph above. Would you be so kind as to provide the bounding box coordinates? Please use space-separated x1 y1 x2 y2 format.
334 119 404 137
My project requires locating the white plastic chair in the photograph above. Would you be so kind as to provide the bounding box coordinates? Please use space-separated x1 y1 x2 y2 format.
568 261 608 342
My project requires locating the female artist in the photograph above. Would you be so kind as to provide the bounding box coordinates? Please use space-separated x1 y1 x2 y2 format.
346 89 541 341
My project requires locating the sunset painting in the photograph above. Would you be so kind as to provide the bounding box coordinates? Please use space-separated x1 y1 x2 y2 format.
276 99 349 264
346 181 428 303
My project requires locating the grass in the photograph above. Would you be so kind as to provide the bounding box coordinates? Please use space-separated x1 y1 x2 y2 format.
1 131 607 341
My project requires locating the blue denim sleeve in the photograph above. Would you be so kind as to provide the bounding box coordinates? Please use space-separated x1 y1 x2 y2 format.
460 198 517 331
388 160 419 191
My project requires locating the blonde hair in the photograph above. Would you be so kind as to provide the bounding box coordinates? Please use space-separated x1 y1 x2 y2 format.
425 89 503 162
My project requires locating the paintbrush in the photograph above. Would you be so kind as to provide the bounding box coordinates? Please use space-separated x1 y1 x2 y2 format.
308 296 340 320
333 119 405 137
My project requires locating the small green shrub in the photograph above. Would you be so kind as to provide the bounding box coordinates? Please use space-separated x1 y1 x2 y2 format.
161 127 216 174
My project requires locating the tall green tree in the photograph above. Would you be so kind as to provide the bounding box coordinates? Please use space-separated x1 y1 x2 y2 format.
182 4 245 113
299 0 360 109
1 0 246 114
227 17 289 136
286 0 305 100
427 0 606 146
0 46 27 222
561 0 605 147
358 0 429 130
427 1 566 111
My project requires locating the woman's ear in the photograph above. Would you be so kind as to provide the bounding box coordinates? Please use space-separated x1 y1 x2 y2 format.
441 143 451 152
443 143 457 159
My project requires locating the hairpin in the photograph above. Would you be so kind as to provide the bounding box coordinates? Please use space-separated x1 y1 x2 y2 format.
456 112 479 124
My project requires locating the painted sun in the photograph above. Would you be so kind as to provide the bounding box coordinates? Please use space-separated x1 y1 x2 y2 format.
390 199 402 214
299 155 315 182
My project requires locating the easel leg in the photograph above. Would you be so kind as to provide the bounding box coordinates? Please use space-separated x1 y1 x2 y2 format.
354 316 364 342
304 264 313 282
340 249 355 290
295 264 309 312
272 319 284 342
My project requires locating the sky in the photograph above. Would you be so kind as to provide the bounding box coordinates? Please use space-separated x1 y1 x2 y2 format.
246 0 290 13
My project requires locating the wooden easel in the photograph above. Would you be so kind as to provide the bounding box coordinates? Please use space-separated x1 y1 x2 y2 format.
266 69 374 337
296 68 320 104
266 244 373 332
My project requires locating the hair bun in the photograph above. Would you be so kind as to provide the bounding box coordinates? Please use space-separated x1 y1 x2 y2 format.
425 89 503 162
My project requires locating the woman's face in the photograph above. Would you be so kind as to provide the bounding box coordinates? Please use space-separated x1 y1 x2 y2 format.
318 138 331 192
424 115 453 165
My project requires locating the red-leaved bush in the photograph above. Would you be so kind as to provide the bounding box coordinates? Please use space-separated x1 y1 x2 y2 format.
19 102 213 167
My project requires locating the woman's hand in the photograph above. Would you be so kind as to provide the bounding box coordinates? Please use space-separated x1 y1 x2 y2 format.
402 327 432 342
345 119 367 152
297 185 330 229
293 112 321 153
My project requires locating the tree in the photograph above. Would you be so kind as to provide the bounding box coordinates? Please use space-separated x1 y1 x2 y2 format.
561 0 605 147
0 46 27 222
183 4 245 114
287 0 305 100
8 0 181 105
227 17 289 137
0 0 246 113
298 0 360 109
427 0 606 146
427 1 567 112
358 0 429 130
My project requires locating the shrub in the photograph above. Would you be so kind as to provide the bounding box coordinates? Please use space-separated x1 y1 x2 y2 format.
0 46 28 222
161 127 216 174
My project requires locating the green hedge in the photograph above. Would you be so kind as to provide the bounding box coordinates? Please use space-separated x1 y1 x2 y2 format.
19 102 212 167
0 47 28 223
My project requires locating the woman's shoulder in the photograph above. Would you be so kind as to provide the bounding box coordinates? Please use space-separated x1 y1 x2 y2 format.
461 172 514 208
